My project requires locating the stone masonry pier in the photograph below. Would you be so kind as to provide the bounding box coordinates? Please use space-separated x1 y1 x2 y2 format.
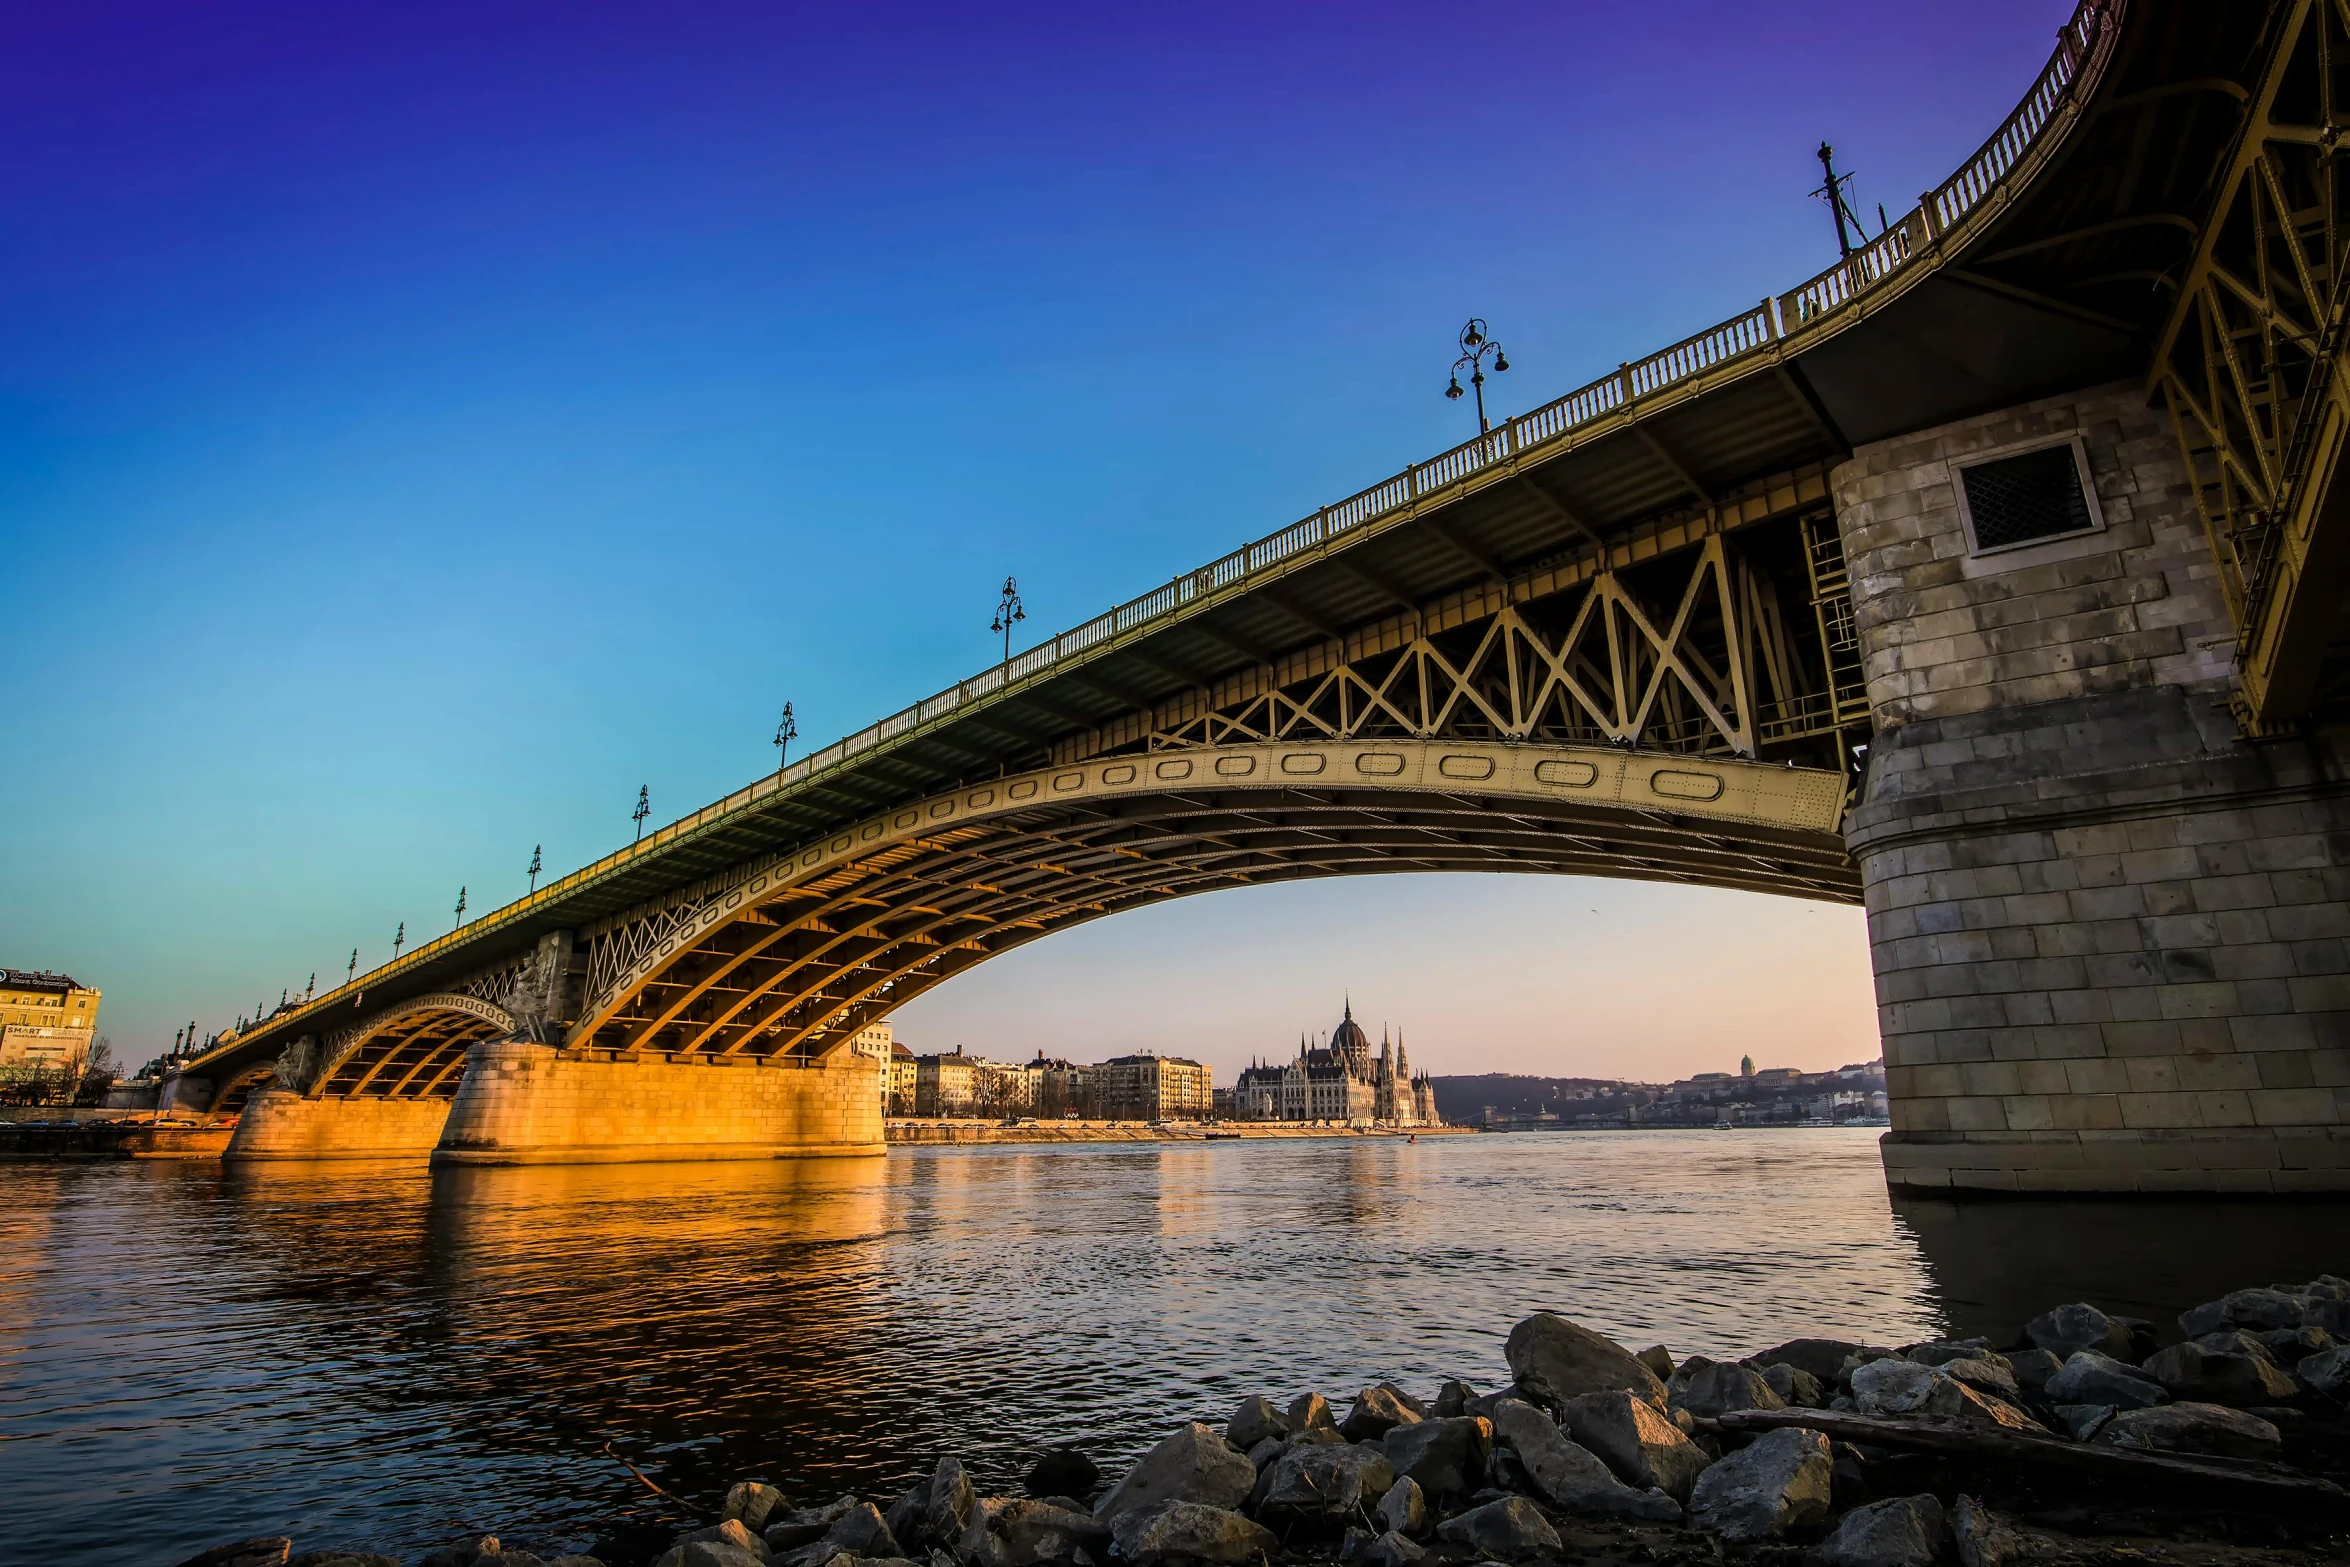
1835 381 2350 1194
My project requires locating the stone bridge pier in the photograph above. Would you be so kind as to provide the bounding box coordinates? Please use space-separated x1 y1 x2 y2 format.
1836 382 2350 1194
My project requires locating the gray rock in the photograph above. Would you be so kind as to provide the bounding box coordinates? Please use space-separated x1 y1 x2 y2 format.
1850 1358 1940 1415
917 1459 977 1552
726 1488 790 1535
1504 1312 1667 1408
1952 1496 2020 1567
1666 1356 1785 1419
1489 1398 1679 1521
2259 1326 2333 1361
1094 1424 1256 1522
1341 1386 1422 1442
1288 1392 1338 1434
1758 1362 1825 1408
1380 1415 1490 1497
177 1543 294 1567
654 1546 763 1567
780 1505 897 1567
1252 1442 1395 1522
288 1555 402 1567
2098 1402 2283 1462
767 1502 860 1553
1903 1339 1993 1367
989 1501 1110 1567
1022 1449 1100 1501
1747 1338 1863 1386
2141 1341 2299 1406
2297 1345 2350 1395
680 1523 770 1562
1635 1344 1676 1381
1225 1396 1287 1451
1373 1475 1427 1537
1559 1389 1711 1501
1430 1380 1477 1419
2193 1328 2279 1362
1684 1425 1833 1542
2056 1404 2115 1441
1432 1497 1562 1561
1360 1530 1424 1567
2006 1349 2063 1393
1818 1494 1948 1567
1940 1356 2022 1403
2025 1303 2133 1362
2044 1351 2168 1410
1244 1436 1284 1471
1377 1381 1429 1418
882 1489 923 1550
2181 1288 2306 1337
1108 1503 1275 1567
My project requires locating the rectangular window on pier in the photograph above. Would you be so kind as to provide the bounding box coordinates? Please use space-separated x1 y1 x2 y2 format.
1954 435 2104 556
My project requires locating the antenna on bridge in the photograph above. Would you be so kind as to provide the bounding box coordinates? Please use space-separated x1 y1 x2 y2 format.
1812 142 1868 260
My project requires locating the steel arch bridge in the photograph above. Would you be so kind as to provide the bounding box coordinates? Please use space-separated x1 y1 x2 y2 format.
185 0 2341 1113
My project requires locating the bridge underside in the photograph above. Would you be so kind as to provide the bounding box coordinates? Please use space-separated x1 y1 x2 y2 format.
565 740 1854 1065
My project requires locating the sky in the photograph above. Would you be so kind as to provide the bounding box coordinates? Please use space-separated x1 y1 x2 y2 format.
0 0 2073 1082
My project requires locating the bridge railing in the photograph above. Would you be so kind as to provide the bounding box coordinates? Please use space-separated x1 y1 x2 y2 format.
213 0 2116 1062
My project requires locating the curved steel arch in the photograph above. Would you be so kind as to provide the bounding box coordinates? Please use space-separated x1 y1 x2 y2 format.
209 1064 280 1120
309 992 518 1102
567 738 1852 1063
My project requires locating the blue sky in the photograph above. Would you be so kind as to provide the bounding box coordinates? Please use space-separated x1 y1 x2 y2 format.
0 0 2072 1077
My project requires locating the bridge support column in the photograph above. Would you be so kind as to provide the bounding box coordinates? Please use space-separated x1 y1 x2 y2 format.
431 1037 884 1165
223 1088 453 1161
1836 380 2350 1194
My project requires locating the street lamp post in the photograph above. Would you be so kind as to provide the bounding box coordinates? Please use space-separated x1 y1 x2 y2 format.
632 785 651 843
393 921 405 959
991 577 1026 664
453 886 467 930
1446 319 1510 441
773 702 797 771
527 845 542 893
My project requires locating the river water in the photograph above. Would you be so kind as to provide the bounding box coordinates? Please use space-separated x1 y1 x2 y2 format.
3 1130 2344 1565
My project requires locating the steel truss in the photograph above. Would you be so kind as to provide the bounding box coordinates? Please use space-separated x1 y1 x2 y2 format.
2154 0 2350 727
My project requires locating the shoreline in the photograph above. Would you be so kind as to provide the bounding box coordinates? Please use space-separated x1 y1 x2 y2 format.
883 1120 1477 1146
173 1273 2350 1567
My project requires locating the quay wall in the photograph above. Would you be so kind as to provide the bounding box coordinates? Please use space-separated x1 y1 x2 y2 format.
1835 379 2350 1195
433 1039 884 1165
223 1090 453 1161
0 1122 233 1160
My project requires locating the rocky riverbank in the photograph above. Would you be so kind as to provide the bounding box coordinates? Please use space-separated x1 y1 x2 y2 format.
173 1274 2350 1567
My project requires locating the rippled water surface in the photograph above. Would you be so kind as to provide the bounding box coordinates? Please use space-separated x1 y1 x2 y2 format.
4 1130 2345 1566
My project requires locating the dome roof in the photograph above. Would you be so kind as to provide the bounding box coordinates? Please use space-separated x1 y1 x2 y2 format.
1331 999 1371 1055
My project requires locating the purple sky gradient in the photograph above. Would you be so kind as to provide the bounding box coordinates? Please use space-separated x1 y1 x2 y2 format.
0 0 2073 1079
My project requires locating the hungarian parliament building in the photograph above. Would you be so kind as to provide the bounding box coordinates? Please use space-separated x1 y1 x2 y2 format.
1231 1001 1441 1126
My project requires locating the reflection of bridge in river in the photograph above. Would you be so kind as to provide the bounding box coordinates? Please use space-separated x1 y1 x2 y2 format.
181 0 2350 1192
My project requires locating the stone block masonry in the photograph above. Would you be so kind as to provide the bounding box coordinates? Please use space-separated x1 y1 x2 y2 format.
432 1038 884 1165
1834 380 2350 1193
224 1089 453 1160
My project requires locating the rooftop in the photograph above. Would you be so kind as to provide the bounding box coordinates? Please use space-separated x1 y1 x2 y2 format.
1 970 90 995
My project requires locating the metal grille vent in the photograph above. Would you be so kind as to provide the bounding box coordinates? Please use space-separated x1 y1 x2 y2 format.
1959 444 2095 551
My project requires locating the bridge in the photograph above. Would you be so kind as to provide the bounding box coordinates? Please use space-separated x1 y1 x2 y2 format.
178 0 2350 1190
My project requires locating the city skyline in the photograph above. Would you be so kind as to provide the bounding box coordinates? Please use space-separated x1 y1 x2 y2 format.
3 0 2057 1077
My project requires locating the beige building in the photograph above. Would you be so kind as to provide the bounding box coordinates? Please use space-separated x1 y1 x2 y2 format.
847 1023 919 1115
1025 1053 1092 1117
1095 1050 1212 1121
0 970 100 1070
1231 1002 1439 1126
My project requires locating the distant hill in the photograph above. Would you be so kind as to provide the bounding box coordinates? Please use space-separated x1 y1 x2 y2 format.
1427 1073 1634 1122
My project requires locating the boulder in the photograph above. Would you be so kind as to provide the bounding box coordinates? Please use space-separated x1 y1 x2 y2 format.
989 1501 1110 1567
766 1501 860 1553
778 1505 897 1567
1360 1530 1425 1567
1758 1363 1825 1408
2181 1288 2306 1337
1748 1338 1864 1386
1558 1390 1711 1500
2025 1303 2134 1362
918 1459 978 1552
2193 1328 2279 1361
1341 1385 1422 1442
1377 1381 1430 1418
1684 1425 1833 1542
1488 1399 1679 1522
1850 1358 1938 1415
1022 1449 1100 1501
1432 1497 1562 1561
1094 1424 1256 1521
1380 1415 1490 1496
1504 1312 1667 1408
1108 1503 1273 1567
1287 1392 1338 1434
1635 1345 1676 1381
679 1523 769 1561
1665 1356 1784 1419
1940 1357 2022 1404
1225 1396 1287 1451
2297 1345 2350 1396
1952 1496 2021 1567
177 1544 294 1567
2141 1341 2299 1407
1373 1475 1427 1537
1252 1442 1395 1522
2044 1351 2168 1410
1430 1380 1477 1419
1244 1436 1284 1471
1903 1339 1992 1367
659 1540 765 1567
1818 1494 1948 1567
2006 1349 2063 1394
289 1555 401 1567
2260 1326 2333 1361
2056 1404 2115 1441
726 1487 790 1535
2098 1402 2283 1462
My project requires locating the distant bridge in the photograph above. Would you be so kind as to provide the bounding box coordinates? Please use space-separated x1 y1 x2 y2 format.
182 0 2350 1190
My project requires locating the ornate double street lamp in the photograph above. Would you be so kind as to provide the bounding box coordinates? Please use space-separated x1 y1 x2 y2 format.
527 844 543 893
991 576 1026 664
1445 318 1509 442
773 702 797 772
633 785 651 843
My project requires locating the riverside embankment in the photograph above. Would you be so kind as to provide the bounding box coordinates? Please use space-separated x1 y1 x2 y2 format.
884 1120 1475 1146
